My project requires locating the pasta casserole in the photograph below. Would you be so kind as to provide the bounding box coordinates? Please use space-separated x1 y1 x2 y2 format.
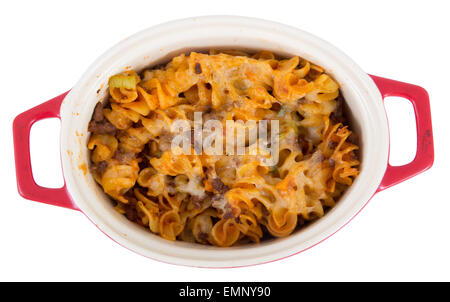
87 50 360 247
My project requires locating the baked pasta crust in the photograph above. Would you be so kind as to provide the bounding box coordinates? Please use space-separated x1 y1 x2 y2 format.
87 50 360 247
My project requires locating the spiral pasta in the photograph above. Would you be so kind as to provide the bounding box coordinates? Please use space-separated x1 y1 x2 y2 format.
87 50 360 246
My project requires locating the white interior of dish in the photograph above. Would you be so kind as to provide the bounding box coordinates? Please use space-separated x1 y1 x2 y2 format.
60 16 389 267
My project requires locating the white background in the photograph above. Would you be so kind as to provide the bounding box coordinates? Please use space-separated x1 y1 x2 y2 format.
1 0 448 281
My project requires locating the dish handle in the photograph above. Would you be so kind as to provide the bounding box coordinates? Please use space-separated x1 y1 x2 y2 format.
370 75 434 192
13 91 79 210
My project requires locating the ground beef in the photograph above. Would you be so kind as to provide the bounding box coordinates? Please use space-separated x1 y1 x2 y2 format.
270 102 282 112
125 197 138 222
92 102 104 122
194 63 202 74
223 209 234 219
211 194 236 219
197 232 209 241
211 178 229 194
88 102 118 135
114 150 135 164
96 161 108 174
297 134 311 154
88 120 117 135
328 140 338 150
191 195 203 209
330 93 345 124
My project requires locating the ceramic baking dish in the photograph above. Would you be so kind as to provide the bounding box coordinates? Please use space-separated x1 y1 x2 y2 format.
13 16 434 267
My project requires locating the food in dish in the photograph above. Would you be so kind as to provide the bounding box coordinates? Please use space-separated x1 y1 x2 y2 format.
87 50 360 247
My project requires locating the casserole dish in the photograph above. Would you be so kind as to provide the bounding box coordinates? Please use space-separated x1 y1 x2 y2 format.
13 16 434 267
